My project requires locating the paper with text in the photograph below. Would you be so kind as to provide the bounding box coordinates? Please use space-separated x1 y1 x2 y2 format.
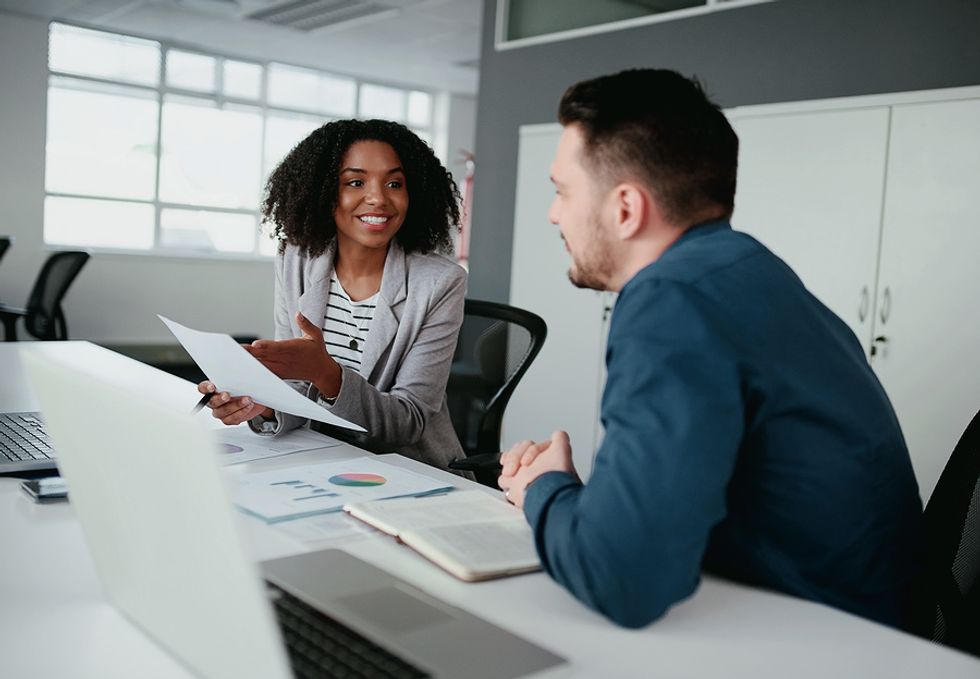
231 457 454 523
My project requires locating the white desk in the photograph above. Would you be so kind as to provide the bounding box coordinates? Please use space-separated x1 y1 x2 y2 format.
2 342 978 678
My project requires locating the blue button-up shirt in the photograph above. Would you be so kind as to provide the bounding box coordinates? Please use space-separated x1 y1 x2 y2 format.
523 221 925 629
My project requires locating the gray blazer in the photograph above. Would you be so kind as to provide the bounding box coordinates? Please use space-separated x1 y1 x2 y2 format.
255 239 467 471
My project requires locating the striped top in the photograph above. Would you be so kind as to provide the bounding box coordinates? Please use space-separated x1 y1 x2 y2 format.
322 273 378 372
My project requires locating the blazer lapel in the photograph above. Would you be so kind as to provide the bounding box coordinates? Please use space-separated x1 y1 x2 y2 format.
296 242 335 338
360 241 407 376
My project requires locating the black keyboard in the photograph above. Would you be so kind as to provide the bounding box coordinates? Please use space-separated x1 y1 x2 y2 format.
0 412 54 463
268 583 431 679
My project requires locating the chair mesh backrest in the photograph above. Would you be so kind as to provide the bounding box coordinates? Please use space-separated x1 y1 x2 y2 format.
25 251 90 340
447 300 546 455
922 406 980 657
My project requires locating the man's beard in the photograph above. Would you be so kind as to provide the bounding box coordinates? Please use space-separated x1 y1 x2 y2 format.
566 210 614 291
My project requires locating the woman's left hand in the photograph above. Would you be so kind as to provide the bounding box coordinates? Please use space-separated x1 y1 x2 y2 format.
244 312 342 397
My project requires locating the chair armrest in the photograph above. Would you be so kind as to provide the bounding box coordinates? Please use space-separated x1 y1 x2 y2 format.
448 451 503 473
0 303 28 318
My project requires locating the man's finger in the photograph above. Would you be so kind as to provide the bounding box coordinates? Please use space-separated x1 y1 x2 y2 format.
521 439 552 466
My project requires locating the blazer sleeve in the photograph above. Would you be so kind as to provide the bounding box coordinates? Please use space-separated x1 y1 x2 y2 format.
325 264 466 452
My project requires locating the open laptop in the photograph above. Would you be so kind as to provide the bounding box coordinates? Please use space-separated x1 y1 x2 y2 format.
22 348 566 679
0 410 56 473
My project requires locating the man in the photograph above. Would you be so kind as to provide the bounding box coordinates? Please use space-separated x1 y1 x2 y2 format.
497 69 925 630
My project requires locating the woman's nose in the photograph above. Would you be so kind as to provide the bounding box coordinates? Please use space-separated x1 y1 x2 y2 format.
363 182 385 205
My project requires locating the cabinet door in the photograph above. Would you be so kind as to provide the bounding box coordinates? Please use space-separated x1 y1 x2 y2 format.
873 97 980 500
504 124 606 479
729 107 890 349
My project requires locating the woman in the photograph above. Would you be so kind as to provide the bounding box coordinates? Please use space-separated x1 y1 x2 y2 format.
200 119 467 471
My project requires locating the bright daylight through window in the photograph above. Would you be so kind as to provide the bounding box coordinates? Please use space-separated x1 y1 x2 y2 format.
44 23 436 257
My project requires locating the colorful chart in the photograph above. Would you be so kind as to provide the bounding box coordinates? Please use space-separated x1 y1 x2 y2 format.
328 473 387 487
220 443 245 454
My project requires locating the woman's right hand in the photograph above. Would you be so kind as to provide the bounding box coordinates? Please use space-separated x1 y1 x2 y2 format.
197 381 274 426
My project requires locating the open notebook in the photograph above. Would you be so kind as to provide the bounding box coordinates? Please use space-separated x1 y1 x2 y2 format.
344 490 541 582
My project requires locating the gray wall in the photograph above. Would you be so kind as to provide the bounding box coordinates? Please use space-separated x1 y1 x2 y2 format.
468 0 980 303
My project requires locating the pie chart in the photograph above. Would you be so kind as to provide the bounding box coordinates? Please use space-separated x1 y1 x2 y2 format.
328 473 387 487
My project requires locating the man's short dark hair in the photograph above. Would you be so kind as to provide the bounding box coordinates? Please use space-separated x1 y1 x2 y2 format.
558 69 738 224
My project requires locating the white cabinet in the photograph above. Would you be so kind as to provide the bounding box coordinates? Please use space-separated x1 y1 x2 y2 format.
505 87 980 500
729 107 890 349
730 89 980 500
871 97 980 499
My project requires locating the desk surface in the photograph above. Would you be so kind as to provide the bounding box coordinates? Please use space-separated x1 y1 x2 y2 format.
2 342 978 679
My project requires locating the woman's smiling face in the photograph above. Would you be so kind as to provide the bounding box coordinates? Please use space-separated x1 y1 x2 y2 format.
333 140 408 253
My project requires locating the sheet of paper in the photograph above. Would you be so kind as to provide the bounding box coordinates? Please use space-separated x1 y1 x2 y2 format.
231 457 455 524
159 315 365 432
276 512 376 546
213 425 343 466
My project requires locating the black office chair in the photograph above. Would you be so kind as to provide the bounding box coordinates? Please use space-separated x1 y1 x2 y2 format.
913 406 980 657
0 250 90 341
0 236 11 264
446 300 546 487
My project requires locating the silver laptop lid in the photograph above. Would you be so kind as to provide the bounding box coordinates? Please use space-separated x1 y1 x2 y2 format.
21 347 293 679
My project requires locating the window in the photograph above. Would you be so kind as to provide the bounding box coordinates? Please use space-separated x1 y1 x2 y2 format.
497 0 775 48
44 23 437 257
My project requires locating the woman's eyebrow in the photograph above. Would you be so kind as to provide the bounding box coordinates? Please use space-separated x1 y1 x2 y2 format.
339 166 404 174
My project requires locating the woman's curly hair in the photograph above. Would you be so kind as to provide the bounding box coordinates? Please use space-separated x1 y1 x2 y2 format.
262 119 460 258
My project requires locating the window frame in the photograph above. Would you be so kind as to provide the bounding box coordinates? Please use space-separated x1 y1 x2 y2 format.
44 21 437 261
495 0 777 50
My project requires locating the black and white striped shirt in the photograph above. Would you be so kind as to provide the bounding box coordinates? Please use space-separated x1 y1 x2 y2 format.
323 273 378 373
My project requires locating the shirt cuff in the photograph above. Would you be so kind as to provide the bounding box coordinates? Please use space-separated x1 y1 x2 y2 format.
248 413 280 435
523 471 581 528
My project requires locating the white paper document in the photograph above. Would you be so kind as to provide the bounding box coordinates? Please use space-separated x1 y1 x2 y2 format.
213 424 343 465
230 457 455 524
159 315 364 432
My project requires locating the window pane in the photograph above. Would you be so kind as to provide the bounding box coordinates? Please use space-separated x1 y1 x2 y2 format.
161 208 255 253
268 63 355 116
45 196 154 249
46 78 159 200
264 112 325 179
166 50 216 92
49 23 160 86
359 84 405 121
159 96 263 209
407 91 432 127
223 60 262 99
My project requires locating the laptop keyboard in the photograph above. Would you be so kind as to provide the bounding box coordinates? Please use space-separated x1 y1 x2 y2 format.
0 412 54 462
269 583 431 679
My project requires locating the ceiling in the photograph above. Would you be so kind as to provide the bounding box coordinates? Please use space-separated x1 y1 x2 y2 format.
0 0 484 94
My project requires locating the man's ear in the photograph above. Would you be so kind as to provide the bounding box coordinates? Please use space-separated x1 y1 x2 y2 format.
611 182 649 240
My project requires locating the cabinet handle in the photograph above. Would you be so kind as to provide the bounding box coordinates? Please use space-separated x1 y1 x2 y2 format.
870 335 888 357
879 287 892 324
857 286 869 323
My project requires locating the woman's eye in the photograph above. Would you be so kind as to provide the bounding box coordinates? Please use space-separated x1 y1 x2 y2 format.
346 179 363 187
386 180 403 189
